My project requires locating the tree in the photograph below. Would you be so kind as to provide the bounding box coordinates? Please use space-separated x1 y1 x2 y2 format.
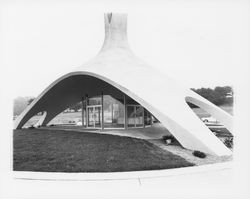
27 98 35 105
69 102 82 112
190 86 233 107
13 96 35 116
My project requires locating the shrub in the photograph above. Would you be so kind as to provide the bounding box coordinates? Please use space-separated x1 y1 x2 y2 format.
193 150 206 158
162 135 176 145
162 135 174 141
224 137 233 148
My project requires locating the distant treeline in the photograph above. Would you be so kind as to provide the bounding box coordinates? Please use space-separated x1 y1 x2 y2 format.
188 86 233 108
13 96 34 116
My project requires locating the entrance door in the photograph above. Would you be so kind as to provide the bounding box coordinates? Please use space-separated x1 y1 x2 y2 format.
87 105 102 128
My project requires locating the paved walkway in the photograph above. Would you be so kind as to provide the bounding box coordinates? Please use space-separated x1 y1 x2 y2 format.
148 139 232 166
42 123 172 140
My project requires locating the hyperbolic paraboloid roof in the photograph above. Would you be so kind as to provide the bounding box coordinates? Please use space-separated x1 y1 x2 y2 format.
14 13 233 156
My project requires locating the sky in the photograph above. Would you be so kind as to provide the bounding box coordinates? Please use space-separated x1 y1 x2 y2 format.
0 0 249 97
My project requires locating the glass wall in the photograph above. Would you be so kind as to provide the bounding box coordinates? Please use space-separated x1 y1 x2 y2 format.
135 106 144 127
144 109 152 126
127 105 144 128
103 95 125 128
88 97 101 106
82 94 153 129
127 105 135 128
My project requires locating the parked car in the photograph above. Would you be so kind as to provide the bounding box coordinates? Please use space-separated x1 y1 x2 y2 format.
201 116 218 124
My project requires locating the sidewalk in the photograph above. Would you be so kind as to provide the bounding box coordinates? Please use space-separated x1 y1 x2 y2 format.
42 123 171 140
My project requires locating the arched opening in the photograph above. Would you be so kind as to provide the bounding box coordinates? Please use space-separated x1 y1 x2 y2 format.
20 111 46 128
185 96 233 149
15 73 160 131
47 108 82 126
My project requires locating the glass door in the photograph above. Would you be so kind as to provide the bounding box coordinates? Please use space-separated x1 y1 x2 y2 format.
87 105 102 128
94 106 102 128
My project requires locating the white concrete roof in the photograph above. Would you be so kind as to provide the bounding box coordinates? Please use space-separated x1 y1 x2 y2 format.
14 13 233 156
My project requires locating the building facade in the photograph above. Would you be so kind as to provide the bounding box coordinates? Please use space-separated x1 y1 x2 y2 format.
14 13 233 156
81 94 153 129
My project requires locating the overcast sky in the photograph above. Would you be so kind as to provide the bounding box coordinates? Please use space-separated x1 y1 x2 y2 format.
0 0 249 97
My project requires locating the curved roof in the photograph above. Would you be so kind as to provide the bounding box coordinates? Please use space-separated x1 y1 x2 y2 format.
14 13 233 156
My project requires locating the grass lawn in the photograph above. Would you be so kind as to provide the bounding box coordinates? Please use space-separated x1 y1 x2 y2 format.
13 129 194 172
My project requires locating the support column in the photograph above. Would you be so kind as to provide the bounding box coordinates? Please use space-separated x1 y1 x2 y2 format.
101 92 104 130
142 107 145 128
151 114 153 126
124 94 127 129
111 104 113 123
85 94 88 128
81 96 85 128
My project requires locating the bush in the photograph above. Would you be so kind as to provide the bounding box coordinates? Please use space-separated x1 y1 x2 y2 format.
224 137 233 148
192 150 206 158
162 135 176 145
162 135 174 141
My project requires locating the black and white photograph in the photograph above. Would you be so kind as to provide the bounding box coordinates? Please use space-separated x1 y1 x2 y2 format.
0 0 249 198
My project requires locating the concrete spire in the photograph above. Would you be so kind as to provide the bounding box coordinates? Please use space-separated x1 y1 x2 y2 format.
101 13 130 51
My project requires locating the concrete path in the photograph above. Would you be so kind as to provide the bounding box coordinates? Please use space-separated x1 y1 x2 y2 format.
42 123 172 140
148 139 232 166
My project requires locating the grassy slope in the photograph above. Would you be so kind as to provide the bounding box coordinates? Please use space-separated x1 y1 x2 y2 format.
13 129 194 172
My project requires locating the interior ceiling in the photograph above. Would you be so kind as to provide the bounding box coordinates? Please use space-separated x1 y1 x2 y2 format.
20 75 127 128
